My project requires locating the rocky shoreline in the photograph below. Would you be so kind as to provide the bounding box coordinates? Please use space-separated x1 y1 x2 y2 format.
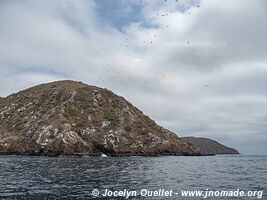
0 151 204 157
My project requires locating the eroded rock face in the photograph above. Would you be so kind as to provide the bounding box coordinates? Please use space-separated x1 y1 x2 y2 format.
0 80 199 156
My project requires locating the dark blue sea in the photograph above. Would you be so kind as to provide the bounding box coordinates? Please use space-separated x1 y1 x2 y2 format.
0 155 266 200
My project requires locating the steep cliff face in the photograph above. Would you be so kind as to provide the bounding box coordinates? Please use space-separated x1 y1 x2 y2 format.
0 80 199 156
182 137 239 155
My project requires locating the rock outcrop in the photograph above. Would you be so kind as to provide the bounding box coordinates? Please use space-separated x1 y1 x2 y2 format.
0 80 200 156
182 137 239 155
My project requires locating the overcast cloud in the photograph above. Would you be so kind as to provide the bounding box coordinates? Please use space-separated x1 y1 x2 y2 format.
0 0 267 154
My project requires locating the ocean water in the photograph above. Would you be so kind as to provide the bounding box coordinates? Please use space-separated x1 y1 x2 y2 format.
0 155 266 200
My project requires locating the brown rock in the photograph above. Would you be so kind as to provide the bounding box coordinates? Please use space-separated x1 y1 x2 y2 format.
182 137 239 155
0 80 200 156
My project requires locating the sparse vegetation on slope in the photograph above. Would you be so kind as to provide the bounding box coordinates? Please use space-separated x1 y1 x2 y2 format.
0 80 199 156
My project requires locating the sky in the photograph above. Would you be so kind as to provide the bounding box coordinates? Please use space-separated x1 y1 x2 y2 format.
0 0 267 155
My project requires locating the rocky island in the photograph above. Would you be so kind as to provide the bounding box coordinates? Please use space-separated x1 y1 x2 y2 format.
182 137 239 155
0 80 200 156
